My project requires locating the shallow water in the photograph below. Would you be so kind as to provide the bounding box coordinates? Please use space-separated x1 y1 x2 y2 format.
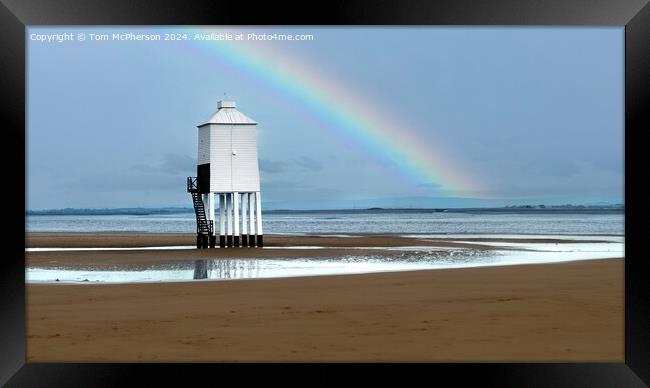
27 210 624 235
402 234 624 242
26 246 196 252
26 237 624 284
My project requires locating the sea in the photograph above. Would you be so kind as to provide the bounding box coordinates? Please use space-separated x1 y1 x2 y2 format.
26 209 624 235
26 209 625 283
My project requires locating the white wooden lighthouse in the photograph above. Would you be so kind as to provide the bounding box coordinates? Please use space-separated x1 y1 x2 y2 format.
187 100 263 248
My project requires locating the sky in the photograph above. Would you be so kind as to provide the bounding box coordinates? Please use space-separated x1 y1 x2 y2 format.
27 27 624 210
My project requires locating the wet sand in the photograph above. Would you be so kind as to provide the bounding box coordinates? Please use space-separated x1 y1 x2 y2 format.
26 232 600 248
25 233 500 268
26 232 497 249
25 233 624 362
25 233 602 268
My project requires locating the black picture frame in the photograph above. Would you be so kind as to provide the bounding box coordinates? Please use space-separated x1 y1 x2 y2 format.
1 0 648 386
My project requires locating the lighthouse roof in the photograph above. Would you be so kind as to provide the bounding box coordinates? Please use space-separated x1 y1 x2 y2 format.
198 100 257 126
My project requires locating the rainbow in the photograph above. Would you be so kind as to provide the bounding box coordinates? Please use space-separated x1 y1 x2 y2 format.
182 27 483 195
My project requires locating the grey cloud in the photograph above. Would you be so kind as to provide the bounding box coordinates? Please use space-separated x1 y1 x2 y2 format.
130 164 159 173
260 179 344 201
417 182 442 189
259 159 289 174
261 179 312 190
260 156 324 174
129 153 196 175
591 154 623 172
294 156 323 171
62 171 183 192
522 158 579 177
159 153 196 174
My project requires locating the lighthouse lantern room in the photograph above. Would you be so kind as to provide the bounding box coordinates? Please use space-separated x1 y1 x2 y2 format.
187 100 263 248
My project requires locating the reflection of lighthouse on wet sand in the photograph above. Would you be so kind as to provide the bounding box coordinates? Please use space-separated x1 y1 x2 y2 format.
193 260 208 279
187 100 263 249
192 259 261 279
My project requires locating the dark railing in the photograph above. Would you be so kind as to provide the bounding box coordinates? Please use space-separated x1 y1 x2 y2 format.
188 176 214 237
196 219 213 236
187 176 198 192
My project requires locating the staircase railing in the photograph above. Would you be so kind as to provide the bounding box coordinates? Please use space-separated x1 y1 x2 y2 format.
187 176 198 193
188 176 214 238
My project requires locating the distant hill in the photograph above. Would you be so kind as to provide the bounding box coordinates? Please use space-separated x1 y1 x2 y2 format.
26 203 624 216
261 196 624 211
27 207 194 216
26 197 624 215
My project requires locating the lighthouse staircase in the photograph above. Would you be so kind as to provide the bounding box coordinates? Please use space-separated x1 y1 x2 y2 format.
187 177 214 248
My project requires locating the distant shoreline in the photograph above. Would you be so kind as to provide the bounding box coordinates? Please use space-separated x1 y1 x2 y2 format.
26 207 625 216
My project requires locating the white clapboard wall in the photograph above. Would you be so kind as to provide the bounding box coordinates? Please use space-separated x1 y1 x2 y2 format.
197 100 260 193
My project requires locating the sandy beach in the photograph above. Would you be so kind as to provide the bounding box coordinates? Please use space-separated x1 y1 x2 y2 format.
26 233 623 362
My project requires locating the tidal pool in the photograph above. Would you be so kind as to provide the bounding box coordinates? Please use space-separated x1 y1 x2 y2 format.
26 237 623 284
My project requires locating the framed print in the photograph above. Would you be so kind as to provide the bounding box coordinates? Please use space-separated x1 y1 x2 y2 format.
1 0 648 386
